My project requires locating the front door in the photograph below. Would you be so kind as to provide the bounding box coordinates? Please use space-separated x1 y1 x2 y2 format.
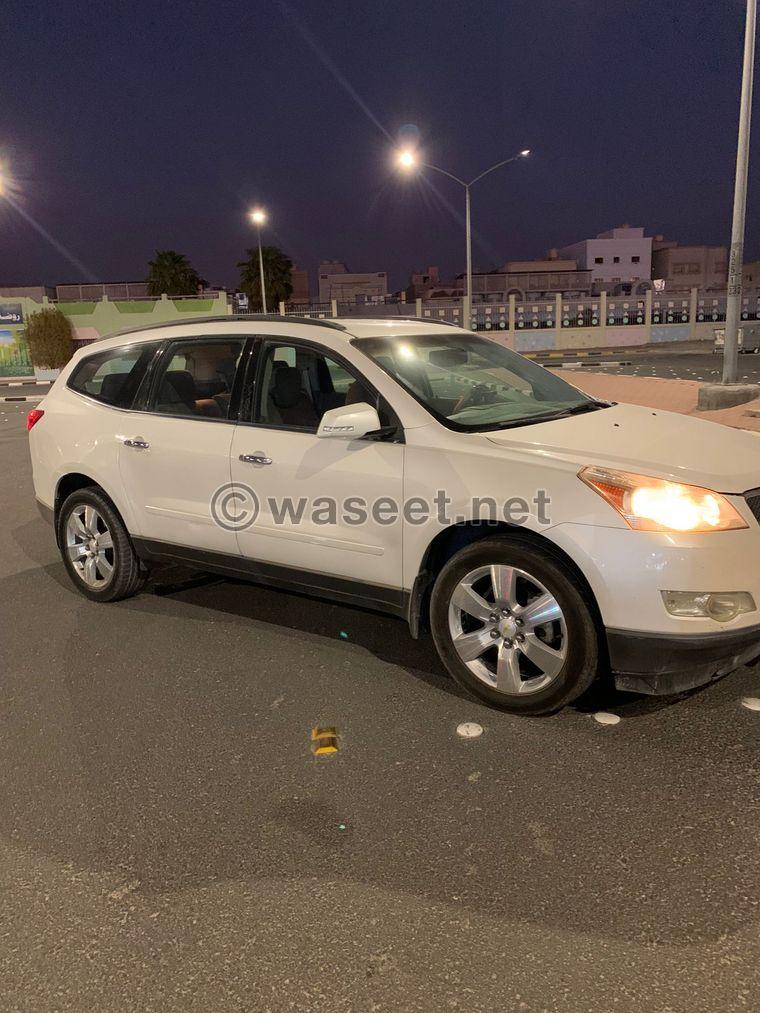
229 339 405 591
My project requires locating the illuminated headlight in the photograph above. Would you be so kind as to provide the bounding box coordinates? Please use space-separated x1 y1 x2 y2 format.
579 466 748 533
662 590 756 622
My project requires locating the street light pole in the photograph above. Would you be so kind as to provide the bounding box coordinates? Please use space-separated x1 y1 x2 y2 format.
256 224 267 314
249 209 268 314
396 149 530 328
723 0 756 384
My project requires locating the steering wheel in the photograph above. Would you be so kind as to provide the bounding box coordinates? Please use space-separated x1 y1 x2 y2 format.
453 383 495 413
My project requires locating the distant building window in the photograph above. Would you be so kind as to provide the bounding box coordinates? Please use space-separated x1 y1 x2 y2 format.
594 257 604 264
613 256 620 264
632 255 640 264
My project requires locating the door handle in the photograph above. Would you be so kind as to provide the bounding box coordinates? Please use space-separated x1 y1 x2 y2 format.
239 454 272 465
123 437 150 449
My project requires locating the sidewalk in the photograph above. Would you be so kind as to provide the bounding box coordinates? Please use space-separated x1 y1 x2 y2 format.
526 338 714 361
556 370 760 433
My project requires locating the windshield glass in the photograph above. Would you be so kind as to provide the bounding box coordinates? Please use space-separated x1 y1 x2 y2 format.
352 332 603 431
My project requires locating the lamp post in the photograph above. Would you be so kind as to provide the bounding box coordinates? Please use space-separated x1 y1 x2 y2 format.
723 0 756 384
396 148 531 325
249 208 268 313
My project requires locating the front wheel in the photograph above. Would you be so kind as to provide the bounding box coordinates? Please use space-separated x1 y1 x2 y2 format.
430 536 600 715
57 487 146 602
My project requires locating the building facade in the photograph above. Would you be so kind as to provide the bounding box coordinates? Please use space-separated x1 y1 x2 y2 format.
407 266 441 300
560 226 652 286
461 252 592 302
742 260 760 290
651 239 727 291
56 281 150 301
0 285 56 301
318 261 388 304
289 266 310 303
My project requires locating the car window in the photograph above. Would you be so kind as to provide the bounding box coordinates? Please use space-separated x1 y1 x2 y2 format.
354 333 600 432
254 341 393 433
150 339 245 420
67 343 158 408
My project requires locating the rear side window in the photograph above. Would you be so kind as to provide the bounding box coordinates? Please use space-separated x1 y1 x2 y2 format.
149 339 246 420
68 343 158 408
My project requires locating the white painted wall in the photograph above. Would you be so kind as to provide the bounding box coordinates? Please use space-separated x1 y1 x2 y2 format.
561 227 652 284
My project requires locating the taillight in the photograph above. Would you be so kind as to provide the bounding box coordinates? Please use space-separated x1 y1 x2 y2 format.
26 409 45 432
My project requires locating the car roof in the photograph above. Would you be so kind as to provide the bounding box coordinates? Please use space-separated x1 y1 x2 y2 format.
81 315 467 353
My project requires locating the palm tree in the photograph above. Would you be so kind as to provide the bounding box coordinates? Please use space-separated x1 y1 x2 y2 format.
146 250 201 297
238 246 293 310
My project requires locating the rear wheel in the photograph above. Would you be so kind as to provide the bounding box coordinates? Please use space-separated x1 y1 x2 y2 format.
57 487 146 602
430 537 599 714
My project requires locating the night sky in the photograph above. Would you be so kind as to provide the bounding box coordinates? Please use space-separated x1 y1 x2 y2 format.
2 0 758 293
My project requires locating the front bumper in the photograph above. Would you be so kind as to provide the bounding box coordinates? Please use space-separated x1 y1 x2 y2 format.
607 623 760 695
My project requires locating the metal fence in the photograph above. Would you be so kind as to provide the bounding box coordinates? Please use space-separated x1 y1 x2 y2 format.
561 299 600 328
283 302 332 318
651 297 690 324
606 298 646 326
515 301 555 329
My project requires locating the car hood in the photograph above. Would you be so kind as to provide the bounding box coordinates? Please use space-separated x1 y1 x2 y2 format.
484 402 760 493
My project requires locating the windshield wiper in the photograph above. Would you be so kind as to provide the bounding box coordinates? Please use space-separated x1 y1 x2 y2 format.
554 399 613 416
490 400 613 431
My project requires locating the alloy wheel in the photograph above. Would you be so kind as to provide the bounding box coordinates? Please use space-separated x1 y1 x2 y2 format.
448 563 568 696
65 504 115 588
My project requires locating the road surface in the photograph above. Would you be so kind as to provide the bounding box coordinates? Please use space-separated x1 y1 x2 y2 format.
2 401 760 1011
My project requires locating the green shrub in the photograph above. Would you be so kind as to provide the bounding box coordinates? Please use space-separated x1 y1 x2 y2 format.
25 308 74 369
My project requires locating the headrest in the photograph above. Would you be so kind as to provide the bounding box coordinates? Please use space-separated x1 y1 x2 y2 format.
163 369 197 406
272 366 304 408
99 372 128 403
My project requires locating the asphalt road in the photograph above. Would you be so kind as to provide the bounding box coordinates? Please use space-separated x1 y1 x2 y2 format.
3 401 760 1011
577 351 760 383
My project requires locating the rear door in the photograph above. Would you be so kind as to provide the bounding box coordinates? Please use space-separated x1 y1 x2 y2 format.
117 335 249 554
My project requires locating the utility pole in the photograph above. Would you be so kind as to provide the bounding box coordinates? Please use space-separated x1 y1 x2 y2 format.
723 0 756 384
464 184 472 329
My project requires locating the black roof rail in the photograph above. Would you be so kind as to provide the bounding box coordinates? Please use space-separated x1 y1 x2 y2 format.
106 314 349 340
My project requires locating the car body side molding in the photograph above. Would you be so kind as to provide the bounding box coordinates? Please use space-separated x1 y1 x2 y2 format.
132 538 409 619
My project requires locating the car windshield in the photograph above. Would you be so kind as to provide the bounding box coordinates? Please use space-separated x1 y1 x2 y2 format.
352 332 607 431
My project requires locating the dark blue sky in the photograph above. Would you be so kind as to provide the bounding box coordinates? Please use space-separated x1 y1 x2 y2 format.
2 0 758 292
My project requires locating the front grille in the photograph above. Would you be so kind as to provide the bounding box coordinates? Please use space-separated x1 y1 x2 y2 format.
745 489 760 525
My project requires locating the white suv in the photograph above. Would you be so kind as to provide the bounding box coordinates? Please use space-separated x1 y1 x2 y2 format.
29 316 760 714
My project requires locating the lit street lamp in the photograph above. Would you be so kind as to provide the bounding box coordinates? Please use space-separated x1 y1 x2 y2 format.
396 147 531 324
249 208 268 313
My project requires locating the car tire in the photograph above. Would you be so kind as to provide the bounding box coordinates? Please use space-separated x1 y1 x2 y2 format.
430 536 600 715
57 487 147 603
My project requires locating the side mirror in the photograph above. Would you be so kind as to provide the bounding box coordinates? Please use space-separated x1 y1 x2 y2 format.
317 401 382 440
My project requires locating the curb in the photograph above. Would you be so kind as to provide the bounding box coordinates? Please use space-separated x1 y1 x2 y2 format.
545 360 632 370
0 380 51 387
0 395 44 403
523 351 604 361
